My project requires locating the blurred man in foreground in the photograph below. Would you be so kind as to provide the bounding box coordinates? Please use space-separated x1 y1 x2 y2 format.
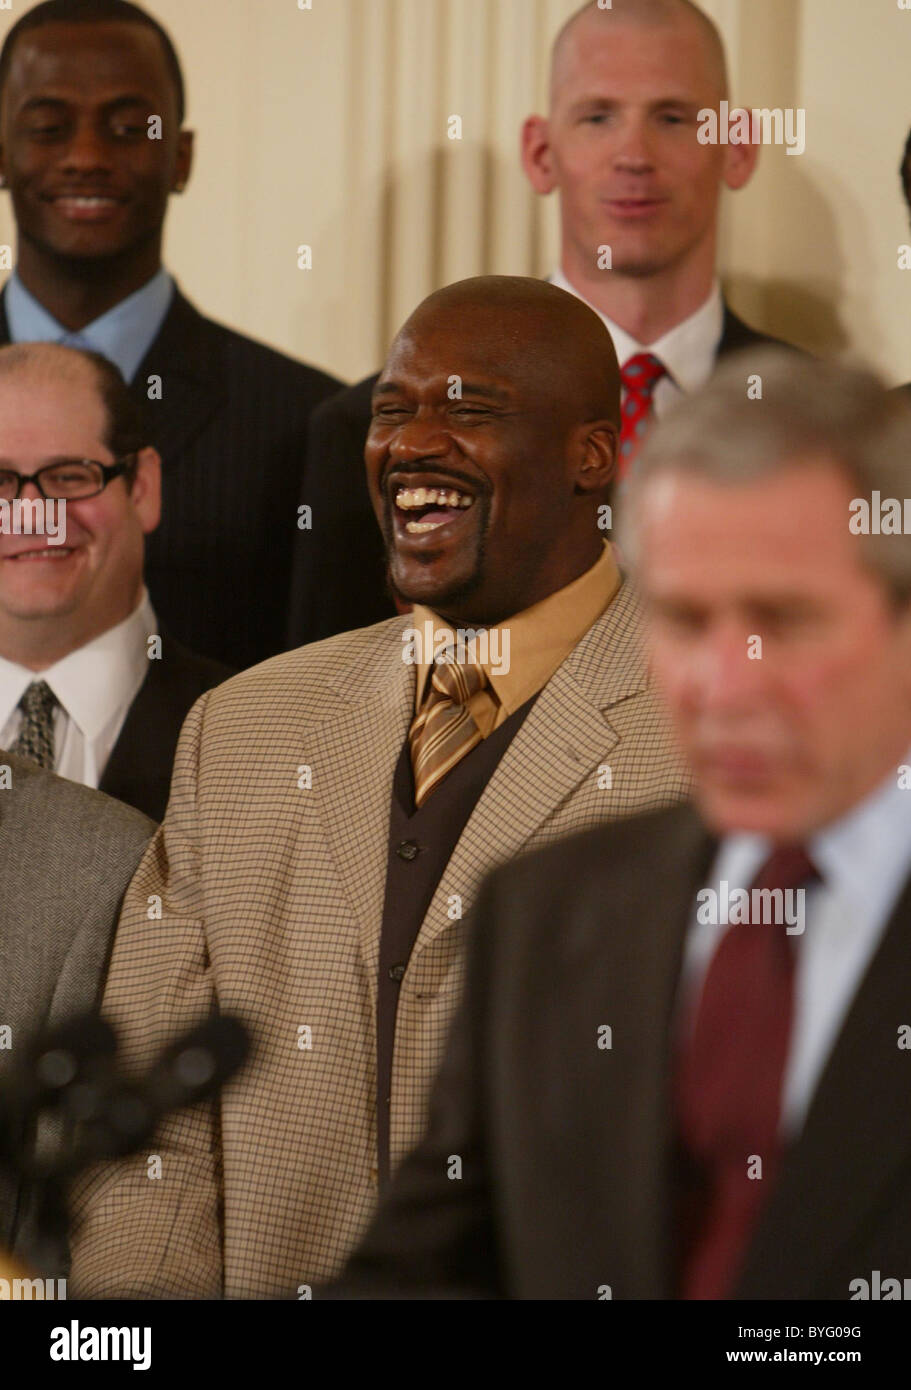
332 351 911 1300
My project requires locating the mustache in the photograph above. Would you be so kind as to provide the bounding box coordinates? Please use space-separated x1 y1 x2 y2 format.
383 465 484 493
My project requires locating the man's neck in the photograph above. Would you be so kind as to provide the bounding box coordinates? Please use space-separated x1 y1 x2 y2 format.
0 594 144 672
559 246 717 346
14 240 163 332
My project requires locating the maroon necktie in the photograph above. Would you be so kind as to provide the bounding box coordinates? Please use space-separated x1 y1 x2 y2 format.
674 844 819 1299
618 353 666 482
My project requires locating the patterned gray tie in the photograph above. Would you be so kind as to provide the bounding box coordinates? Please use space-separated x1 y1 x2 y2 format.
11 680 58 770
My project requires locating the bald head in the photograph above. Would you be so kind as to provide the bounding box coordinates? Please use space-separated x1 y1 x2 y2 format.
0 340 100 391
551 0 728 108
367 275 620 625
395 276 621 430
0 341 147 458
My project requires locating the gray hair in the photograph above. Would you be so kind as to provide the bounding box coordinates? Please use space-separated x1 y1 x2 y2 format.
622 348 911 603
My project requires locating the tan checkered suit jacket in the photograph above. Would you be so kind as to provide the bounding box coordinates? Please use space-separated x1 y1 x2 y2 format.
69 580 690 1298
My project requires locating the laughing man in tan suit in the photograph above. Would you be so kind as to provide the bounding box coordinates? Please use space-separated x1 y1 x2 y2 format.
70 277 690 1298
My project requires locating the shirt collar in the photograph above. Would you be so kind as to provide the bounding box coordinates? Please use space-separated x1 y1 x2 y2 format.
550 267 724 394
0 589 157 741
411 541 622 714
809 753 911 911
715 750 911 914
5 268 174 383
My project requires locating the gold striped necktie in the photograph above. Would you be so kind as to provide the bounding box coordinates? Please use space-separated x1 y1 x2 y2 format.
409 655 488 806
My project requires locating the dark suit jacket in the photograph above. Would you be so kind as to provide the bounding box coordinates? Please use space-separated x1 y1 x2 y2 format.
99 634 233 822
288 305 793 645
0 755 154 1265
0 284 342 671
334 803 911 1300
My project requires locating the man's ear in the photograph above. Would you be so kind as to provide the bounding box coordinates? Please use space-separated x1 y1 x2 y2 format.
573 421 617 494
521 114 559 195
129 447 162 535
173 128 194 193
722 108 760 191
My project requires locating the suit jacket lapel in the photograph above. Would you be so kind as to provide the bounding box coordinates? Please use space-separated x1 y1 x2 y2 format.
133 286 224 464
414 579 650 958
736 874 911 1299
0 761 66 1051
314 621 414 988
99 658 172 820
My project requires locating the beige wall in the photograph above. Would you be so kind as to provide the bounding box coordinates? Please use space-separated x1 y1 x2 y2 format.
0 0 909 385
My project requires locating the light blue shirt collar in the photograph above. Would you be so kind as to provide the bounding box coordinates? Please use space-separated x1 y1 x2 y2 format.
5 267 174 384
717 750 911 925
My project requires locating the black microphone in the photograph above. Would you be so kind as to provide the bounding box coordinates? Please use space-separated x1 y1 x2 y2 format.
0 1014 117 1162
70 1016 250 1162
1 1011 250 1274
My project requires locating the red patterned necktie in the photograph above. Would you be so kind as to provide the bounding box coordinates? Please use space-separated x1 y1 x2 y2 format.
674 844 820 1299
618 353 666 482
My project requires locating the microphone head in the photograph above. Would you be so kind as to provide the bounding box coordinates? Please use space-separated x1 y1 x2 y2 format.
70 1015 251 1164
149 1016 250 1112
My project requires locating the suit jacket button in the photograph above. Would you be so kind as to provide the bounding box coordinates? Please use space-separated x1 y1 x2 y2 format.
388 962 406 982
396 840 420 861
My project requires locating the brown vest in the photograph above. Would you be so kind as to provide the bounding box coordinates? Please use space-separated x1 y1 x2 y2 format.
376 695 538 1178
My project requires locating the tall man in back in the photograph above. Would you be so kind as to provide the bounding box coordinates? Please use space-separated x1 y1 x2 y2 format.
70 277 689 1298
0 0 341 669
331 351 911 1300
292 0 779 641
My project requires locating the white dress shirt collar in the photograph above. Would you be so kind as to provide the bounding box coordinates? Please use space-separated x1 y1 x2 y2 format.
714 751 911 927
550 267 724 394
0 589 156 743
5 268 175 384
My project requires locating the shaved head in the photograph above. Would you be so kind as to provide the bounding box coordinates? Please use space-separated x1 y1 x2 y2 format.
551 0 728 107
396 276 621 430
366 275 620 624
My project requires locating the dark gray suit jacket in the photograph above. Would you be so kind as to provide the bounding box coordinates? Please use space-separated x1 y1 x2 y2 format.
99 633 234 823
0 755 154 1263
289 305 795 645
335 803 911 1299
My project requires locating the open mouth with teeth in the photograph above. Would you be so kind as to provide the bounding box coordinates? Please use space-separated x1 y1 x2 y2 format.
394 484 475 535
46 193 125 221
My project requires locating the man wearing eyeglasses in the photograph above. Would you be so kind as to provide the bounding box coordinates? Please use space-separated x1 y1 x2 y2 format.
0 340 232 820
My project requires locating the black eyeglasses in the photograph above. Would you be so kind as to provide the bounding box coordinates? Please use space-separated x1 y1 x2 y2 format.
0 455 137 502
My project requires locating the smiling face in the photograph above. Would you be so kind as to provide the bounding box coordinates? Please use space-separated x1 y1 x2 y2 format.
638 462 911 839
365 296 615 626
522 6 754 288
0 367 160 664
0 20 191 266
